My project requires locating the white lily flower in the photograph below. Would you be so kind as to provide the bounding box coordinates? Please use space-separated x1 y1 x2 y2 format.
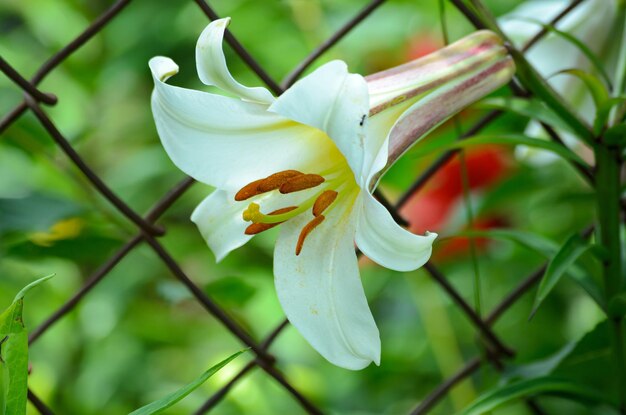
149 18 514 370
500 0 617 165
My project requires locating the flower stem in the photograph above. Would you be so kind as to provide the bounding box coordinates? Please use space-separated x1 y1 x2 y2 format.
595 143 626 412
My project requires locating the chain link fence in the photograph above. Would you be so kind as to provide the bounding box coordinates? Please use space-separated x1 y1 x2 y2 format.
0 0 588 413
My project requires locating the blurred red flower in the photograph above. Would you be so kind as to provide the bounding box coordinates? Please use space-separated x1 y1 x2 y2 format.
400 146 511 260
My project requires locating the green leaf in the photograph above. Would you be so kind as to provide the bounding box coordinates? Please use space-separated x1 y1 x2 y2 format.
0 274 55 415
129 349 247 415
505 320 625 405
557 69 611 134
552 320 620 403
530 234 593 319
507 47 593 143
0 301 27 415
457 377 606 415
513 17 612 88
14 273 55 303
453 229 604 308
504 342 577 382
410 134 588 166
478 97 576 134
0 194 82 235
0 337 8 415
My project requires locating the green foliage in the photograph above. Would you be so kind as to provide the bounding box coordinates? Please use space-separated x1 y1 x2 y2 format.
456 377 606 415
129 349 247 415
478 96 576 134
530 234 595 318
507 320 626 407
511 17 612 88
0 275 54 415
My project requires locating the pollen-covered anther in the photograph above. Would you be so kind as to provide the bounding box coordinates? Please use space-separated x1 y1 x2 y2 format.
234 179 265 201
312 190 338 217
280 174 325 194
257 170 303 192
295 215 325 255
234 170 305 201
244 206 298 235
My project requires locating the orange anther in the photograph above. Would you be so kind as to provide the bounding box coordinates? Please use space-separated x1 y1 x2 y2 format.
243 206 297 235
245 222 278 235
280 174 325 194
257 170 303 192
295 215 325 255
312 190 338 217
269 206 298 216
234 179 265 201
235 170 305 201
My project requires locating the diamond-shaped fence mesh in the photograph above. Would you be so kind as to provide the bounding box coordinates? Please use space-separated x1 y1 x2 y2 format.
0 0 588 414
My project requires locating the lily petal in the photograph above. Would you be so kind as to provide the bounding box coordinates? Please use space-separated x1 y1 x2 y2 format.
191 189 252 262
196 18 275 104
150 57 336 191
274 194 380 370
268 61 370 182
356 192 437 272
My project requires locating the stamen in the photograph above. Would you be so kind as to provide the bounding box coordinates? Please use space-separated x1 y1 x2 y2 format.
312 190 338 217
235 170 305 201
295 215 325 255
235 179 265 201
244 206 298 235
257 170 303 192
280 174 325 194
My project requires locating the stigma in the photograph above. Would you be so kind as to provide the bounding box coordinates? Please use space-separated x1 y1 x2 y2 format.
235 169 346 255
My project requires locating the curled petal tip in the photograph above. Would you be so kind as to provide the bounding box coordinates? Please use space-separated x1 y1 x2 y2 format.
149 56 179 82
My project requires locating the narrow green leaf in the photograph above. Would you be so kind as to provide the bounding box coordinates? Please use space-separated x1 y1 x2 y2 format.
14 273 55 303
410 134 588 166
457 377 606 415
530 234 592 319
478 97 575 134
513 17 612 88
129 349 247 415
453 229 604 308
559 69 610 112
599 97 626 137
507 47 594 143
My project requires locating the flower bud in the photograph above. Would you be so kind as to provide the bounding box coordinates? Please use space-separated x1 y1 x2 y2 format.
365 30 515 167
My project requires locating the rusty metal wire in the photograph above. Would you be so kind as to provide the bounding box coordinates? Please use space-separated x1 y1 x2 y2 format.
0 0 589 414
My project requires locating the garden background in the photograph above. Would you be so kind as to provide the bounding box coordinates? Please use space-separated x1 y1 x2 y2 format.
0 0 618 414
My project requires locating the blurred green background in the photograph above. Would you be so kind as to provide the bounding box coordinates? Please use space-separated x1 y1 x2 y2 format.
0 0 602 414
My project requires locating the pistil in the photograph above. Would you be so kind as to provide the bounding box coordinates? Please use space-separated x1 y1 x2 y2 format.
245 206 297 235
